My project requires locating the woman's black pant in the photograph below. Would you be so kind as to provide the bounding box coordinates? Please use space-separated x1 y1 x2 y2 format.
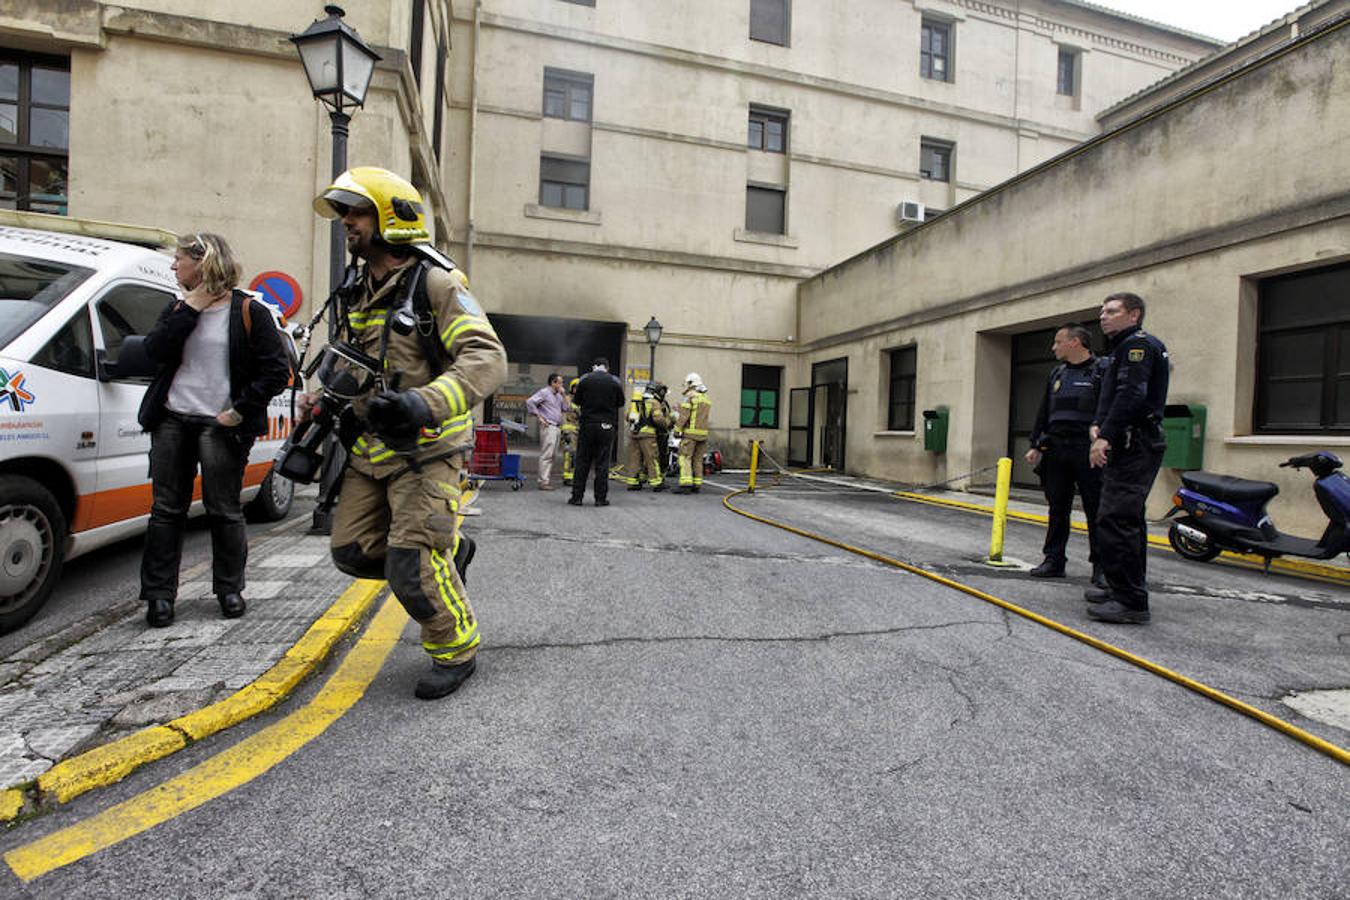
140 413 253 602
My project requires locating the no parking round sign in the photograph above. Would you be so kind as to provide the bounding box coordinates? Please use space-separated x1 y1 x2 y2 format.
248 270 304 320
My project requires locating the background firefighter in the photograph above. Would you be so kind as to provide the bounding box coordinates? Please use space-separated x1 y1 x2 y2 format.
309 166 508 700
561 377 579 486
623 385 670 491
674 372 711 494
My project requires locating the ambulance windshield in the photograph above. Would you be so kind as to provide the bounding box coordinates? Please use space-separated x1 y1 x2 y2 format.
0 253 94 349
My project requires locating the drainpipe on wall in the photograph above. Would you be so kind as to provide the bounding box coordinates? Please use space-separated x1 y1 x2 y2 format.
465 0 481 278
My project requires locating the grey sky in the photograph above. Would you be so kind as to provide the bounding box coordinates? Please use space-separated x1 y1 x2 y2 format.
1094 0 1307 42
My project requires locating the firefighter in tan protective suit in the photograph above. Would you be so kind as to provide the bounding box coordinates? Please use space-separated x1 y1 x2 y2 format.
622 385 670 491
561 377 579 486
308 166 507 700
673 372 711 494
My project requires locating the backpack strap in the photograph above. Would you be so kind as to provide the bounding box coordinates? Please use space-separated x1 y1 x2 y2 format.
410 260 450 375
237 289 253 338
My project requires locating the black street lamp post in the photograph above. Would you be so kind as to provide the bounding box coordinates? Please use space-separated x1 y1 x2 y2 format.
291 5 379 534
290 4 380 297
644 316 663 383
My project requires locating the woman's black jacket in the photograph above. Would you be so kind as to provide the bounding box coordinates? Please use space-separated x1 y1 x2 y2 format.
137 289 291 437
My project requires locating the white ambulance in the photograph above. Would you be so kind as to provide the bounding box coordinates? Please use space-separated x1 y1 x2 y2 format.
0 211 296 633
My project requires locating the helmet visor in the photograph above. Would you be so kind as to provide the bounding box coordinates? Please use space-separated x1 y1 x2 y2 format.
314 189 376 219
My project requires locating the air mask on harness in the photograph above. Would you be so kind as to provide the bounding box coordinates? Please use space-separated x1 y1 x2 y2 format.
273 341 383 483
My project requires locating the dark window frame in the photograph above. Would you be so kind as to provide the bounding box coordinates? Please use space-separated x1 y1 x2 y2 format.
543 67 594 123
539 154 591 210
745 183 786 235
409 0 425 86
750 0 791 46
740 364 782 429
748 106 788 153
558 0 596 5
887 346 917 432
919 138 953 182
432 38 446 158
1057 48 1077 96
920 19 953 82
1254 261 1350 434
0 50 70 214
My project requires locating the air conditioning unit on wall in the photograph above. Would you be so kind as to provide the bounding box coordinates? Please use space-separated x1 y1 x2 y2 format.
896 200 925 226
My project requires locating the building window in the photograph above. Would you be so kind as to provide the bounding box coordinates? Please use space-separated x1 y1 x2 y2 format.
920 19 952 82
543 68 593 122
1057 49 1077 96
887 347 917 431
748 107 788 153
540 155 590 210
741 365 782 428
432 39 446 158
745 185 785 234
0 52 70 214
559 0 596 5
1254 262 1350 433
750 0 790 46
409 0 425 86
919 139 952 182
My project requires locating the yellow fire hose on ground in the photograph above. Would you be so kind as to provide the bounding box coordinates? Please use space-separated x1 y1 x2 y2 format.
733 445 1349 767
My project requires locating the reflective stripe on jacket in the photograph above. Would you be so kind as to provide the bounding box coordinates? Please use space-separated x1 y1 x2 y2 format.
677 392 711 438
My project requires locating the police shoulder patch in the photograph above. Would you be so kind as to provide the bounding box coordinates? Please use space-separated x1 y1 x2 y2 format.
1127 348 1145 362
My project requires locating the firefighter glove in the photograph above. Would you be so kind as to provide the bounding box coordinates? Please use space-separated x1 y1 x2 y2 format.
367 388 433 440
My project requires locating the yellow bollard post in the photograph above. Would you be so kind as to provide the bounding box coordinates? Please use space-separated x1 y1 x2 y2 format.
987 457 1013 564
748 440 760 493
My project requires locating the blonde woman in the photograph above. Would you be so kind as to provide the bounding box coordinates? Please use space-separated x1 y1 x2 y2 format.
137 233 291 627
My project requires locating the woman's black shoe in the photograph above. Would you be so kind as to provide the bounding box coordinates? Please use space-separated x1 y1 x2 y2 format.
146 598 174 628
218 592 247 618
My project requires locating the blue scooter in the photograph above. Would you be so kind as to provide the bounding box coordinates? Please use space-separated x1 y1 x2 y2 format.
1165 451 1350 570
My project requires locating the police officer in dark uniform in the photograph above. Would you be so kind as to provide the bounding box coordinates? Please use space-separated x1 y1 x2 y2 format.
1086 292 1169 624
1025 323 1106 586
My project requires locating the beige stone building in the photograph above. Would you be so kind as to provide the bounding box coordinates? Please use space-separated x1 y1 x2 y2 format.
444 0 1217 439
794 4 1350 534
0 0 454 311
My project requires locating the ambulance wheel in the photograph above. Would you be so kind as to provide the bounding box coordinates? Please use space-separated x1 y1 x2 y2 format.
245 466 295 523
0 475 67 635
1167 520 1221 562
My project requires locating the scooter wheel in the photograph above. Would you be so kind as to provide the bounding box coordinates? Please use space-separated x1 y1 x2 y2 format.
1168 521 1222 562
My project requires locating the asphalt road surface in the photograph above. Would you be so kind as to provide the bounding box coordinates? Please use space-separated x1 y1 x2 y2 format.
2 477 1345 898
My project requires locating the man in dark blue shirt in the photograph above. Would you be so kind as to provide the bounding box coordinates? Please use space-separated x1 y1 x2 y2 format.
1025 324 1106 586
1086 292 1170 624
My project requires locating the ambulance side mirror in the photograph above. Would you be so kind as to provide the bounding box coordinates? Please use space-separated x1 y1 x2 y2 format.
100 337 156 382
95 348 116 382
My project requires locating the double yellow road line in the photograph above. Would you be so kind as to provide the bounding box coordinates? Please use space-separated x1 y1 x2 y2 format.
4 593 405 883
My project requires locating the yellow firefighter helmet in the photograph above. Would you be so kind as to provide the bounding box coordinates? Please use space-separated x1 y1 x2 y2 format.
314 166 430 245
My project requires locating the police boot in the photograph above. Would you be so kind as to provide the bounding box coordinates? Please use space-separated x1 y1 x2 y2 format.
1029 559 1065 578
1090 564 1108 590
414 658 477 700
453 535 476 585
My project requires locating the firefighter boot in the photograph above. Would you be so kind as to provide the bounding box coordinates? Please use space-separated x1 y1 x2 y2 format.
414 658 477 700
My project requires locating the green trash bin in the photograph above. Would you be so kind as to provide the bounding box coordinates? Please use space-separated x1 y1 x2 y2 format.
1161 403 1205 470
922 407 949 453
